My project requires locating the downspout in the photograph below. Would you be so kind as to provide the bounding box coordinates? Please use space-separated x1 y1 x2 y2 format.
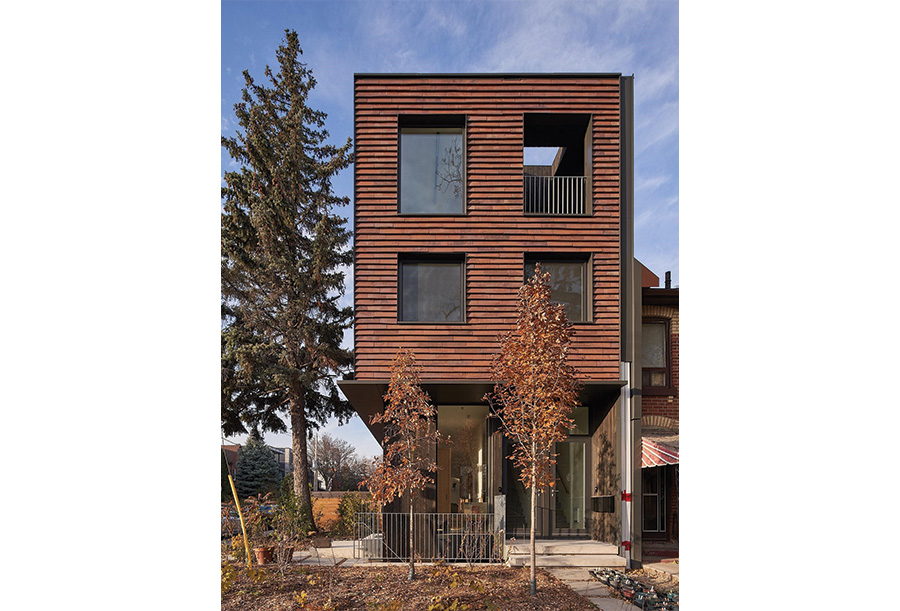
620 362 633 569
619 74 636 569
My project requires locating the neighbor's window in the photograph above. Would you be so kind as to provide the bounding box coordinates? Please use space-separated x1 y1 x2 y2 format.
400 127 464 214
525 258 587 322
642 319 669 388
400 260 464 322
642 466 666 533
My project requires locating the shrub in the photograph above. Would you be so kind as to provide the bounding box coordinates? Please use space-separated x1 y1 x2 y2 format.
278 474 314 535
334 491 371 538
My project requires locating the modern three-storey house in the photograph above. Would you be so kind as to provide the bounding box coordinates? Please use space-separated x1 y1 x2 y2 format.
338 73 646 565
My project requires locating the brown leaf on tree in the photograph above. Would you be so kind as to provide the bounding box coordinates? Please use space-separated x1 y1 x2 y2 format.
362 348 448 580
484 265 581 594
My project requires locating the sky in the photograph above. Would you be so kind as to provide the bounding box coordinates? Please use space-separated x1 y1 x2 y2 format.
221 0 679 457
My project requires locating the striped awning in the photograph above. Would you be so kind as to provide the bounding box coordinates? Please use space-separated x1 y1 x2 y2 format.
641 429 679 468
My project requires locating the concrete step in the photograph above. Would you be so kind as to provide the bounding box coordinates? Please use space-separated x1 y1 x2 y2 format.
507 540 619 556
507 553 626 568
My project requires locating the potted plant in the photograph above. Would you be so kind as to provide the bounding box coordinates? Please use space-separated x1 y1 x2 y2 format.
243 493 276 565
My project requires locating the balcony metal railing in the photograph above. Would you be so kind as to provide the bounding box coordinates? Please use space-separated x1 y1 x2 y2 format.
353 512 504 563
524 175 586 215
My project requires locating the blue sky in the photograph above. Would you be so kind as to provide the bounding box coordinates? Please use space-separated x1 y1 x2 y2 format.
221 0 679 456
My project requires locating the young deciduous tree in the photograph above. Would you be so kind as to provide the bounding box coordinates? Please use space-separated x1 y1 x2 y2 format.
485 266 581 595
363 349 447 580
221 29 354 526
234 430 282 500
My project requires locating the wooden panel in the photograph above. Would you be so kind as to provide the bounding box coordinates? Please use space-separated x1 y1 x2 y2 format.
354 75 623 381
591 400 620 543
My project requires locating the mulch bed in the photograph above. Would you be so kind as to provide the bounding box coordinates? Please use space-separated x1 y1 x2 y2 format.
222 563 599 611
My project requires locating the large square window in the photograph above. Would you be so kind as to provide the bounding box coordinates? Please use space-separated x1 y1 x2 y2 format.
642 319 670 389
525 258 588 322
400 127 464 214
400 259 464 322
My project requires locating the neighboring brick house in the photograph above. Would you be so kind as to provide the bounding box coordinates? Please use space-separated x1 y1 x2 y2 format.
221 444 240 477
638 266 679 561
338 73 647 565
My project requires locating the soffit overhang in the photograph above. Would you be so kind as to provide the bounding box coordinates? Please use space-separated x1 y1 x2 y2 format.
337 379 627 445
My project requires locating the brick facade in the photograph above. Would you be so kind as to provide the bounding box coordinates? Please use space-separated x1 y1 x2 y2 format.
641 294 679 554
641 303 679 421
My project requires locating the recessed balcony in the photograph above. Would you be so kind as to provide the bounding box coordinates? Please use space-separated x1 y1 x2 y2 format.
523 113 591 216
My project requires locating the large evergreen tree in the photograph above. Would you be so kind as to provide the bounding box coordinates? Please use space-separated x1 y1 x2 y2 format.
234 430 282 500
221 29 354 526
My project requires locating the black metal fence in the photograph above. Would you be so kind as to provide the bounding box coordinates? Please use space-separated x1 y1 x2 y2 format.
353 512 504 563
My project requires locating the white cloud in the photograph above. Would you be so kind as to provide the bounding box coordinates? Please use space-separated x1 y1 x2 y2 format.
635 58 679 102
422 2 468 39
470 3 636 73
636 174 671 192
636 100 679 155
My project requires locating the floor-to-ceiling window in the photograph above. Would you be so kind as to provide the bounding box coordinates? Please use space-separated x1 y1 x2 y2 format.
505 406 591 538
436 405 491 514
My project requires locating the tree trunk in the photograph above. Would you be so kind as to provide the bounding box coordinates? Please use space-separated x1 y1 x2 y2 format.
408 495 415 580
530 454 537 595
290 387 316 531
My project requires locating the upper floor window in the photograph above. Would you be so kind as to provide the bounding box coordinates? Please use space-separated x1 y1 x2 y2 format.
399 120 465 214
399 258 464 322
524 257 588 322
642 319 670 389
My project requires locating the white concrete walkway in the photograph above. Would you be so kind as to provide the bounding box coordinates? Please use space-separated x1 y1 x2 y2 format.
506 538 625 567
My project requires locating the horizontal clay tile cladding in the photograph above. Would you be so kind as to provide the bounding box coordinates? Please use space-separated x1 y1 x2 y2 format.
353 75 622 381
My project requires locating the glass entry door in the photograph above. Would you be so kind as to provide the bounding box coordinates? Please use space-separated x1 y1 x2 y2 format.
553 440 587 535
505 438 589 538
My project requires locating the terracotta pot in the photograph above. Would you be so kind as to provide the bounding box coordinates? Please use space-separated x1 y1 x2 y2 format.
253 546 274 565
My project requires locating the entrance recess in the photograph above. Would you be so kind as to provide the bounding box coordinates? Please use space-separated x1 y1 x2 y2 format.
506 438 589 538
554 440 586 534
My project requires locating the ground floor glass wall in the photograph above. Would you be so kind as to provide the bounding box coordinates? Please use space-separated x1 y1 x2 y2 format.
506 438 589 538
436 405 491 514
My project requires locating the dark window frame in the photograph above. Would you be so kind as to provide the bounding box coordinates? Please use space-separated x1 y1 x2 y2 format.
641 317 672 394
523 254 591 323
397 254 466 324
398 115 467 216
642 465 667 535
